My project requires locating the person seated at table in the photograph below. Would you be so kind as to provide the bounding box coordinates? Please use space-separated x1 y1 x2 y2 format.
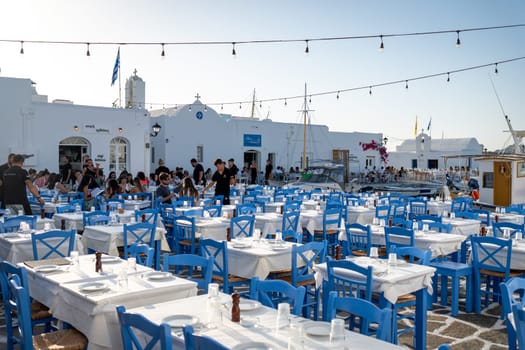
33 169 50 189
129 177 146 194
105 179 120 199
77 174 95 210
118 175 130 194
105 171 117 186
156 173 176 203
179 177 200 206
137 171 149 186
47 173 69 194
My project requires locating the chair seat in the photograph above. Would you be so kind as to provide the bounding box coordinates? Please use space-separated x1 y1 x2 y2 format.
30 301 52 320
396 293 417 304
430 261 472 275
314 229 339 235
351 250 368 257
179 238 200 246
213 274 249 284
279 275 316 287
32 329 88 350
479 269 524 278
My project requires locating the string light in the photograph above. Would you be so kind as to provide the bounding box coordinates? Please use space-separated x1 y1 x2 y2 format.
204 105 208 112
86 43 90 56
447 72 450 82
405 80 408 89
161 43 165 57
336 91 340 99
232 42 236 56
188 105 192 111
20 41 24 54
369 86 372 95
239 102 242 109
221 104 224 110
305 40 309 54
494 63 499 74
309 96 312 103
284 99 287 106
259 101 262 108
456 30 461 48
379 35 384 52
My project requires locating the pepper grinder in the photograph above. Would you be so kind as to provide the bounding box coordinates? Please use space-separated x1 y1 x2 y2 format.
335 245 343 260
95 252 103 273
231 292 240 322
226 227 231 242
60 219 66 230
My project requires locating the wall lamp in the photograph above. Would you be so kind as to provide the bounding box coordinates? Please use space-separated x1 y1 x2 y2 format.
151 122 161 137
73 125 79 132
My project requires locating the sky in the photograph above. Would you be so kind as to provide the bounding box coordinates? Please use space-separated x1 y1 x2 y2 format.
0 0 524 151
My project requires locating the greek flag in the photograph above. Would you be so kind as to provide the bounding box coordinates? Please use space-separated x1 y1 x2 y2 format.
111 47 120 86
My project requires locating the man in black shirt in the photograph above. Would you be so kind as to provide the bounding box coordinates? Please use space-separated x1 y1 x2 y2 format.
0 153 15 208
228 158 239 185
60 155 73 185
155 159 170 185
191 158 205 186
201 159 230 205
264 159 273 185
3 154 44 214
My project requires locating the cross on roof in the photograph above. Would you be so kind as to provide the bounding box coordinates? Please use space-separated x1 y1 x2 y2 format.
195 93 201 100
133 68 138 76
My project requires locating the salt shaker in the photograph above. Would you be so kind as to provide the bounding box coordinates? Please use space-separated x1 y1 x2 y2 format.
231 293 240 322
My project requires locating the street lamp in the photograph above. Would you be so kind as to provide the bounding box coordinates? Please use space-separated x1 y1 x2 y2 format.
151 122 161 137
382 137 388 146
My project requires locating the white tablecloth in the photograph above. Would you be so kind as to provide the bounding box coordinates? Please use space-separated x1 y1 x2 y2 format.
442 217 481 237
126 293 405 350
82 224 169 255
0 231 84 263
23 254 197 350
314 257 435 304
53 210 137 232
195 218 229 241
254 213 283 235
300 210 341 236
426 201 452 216
489 213 525 225
124 199 151 210
346 206 375 225
265 202 284 214
226 238 297 279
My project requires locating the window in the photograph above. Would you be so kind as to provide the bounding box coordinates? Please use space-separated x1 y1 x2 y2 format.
196 145 203 163
427 159 438 169
482 172 494 188
366 156 375 168
109 137 129 172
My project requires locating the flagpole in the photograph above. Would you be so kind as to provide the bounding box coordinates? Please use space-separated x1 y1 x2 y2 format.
118 59 122 108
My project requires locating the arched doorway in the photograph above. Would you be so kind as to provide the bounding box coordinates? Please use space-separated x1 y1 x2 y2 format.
243 150 260 183
59 137 91 172
109 137 130 173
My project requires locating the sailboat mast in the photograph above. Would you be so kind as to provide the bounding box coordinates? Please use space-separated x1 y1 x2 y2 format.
303 83 307 171
250 89 256 118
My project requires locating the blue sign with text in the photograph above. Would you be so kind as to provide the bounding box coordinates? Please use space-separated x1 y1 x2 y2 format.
243 134 262 147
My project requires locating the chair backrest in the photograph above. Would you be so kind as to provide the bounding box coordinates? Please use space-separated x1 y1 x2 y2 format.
236 203 256 215
327 257 373 301
416 215 442 224
31 229 75 260
8 276 33 350
344 223 372 257
179 196 195 207
129 243 154 267
322 207 342 232
107 198 125 211
200 239 229 291
384 226 415 254
455 211 479 220
249 276 306 316
253 200 266 213
375 205 390 221
116 305 172 350
492 222 525 239
135 208 159 227
427 221 452 233
409 199 428 219
471 208 491 226
83 210 109 227
183 325 228 350
174 216 198 254
389 202 407 219
512 303 525 350
230 215 255 238
471 236 512 278
136 192 153 203
210 195 224 205
282 210 300 235
242 195 256 204
292 241 327 286
2 215 38 233
87 215 110 226
283 200 301 213
500 277 525 350
203 205 222 218
123 222 156 258
162 253 213 293
451 198 466 213
326 291 391 342
393 246 431 265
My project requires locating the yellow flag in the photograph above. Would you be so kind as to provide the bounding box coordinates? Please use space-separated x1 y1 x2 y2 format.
414 116 418 136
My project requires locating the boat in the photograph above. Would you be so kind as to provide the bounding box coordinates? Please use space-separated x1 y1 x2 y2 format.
358 181 444 198
282 161 346 192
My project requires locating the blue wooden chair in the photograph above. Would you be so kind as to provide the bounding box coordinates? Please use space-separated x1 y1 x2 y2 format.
282 209 300 240
437 345 451 350
87 215 110 226
123 222 156 261
230 215 255 239
135 208 159 227
283 200 301 213
312 207 342 257
512 303 525 350
83 210 109 227
236 203 256 215
56 204 77 214
163 253 214 293
288 241 326 320
107 198 125 211
9 276 88 350
0 261 55 348
31 229 75 260
179 196 195 207
384 226 415 255
1 215 37 233
389 201 407 222
344 223 373 257
253 200 266 213
455 211 479 220
116 305 172 350
471 208 491 226
249 277 306 316
375 205 390 222
241 195 256 204
500 277 525 350
492 222 525 239
210 195 224 205
326 291 392 343
203 205 222 217
129 243 154 268
409 199 428 220
470 236 521 313
427 221 452 233
183 325 228 350
173 216 199 255
136 192 153 203
200 239 249 293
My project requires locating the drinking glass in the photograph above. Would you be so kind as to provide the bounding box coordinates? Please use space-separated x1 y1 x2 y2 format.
43 222 51 231
275 303 290 331
208 283 219 297
127 258 137 272
329 318 345 345
388 252 397 266
70 251 80 270
288 319 304 350
372 217 379 226
369 247 379 258
423 223 429 232
275 230 283 242
118 269 128 291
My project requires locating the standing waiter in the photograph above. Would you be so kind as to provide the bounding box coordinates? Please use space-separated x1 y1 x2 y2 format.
3 154 44 214
201 158 230 205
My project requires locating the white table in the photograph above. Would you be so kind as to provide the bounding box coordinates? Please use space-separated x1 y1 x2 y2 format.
194 217 229 241
254 213 283 235
314 257 435 350
0 230 84 263
265 202 284 214
124 199 151 210
490 212 525 225
442 217 481 237
127 293 405 350
82 224 170 256
426 201 452 216
53 210 136 232
226 238 297 279
300 210 341 236
22 254 197 350
346 206 375 225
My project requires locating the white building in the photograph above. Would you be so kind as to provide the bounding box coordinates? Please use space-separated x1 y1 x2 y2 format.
149 97 384 177
0 76 152 175
388 131 483 170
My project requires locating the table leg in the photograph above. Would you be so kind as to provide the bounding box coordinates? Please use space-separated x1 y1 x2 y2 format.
154 240 161 270
415 287 428 350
